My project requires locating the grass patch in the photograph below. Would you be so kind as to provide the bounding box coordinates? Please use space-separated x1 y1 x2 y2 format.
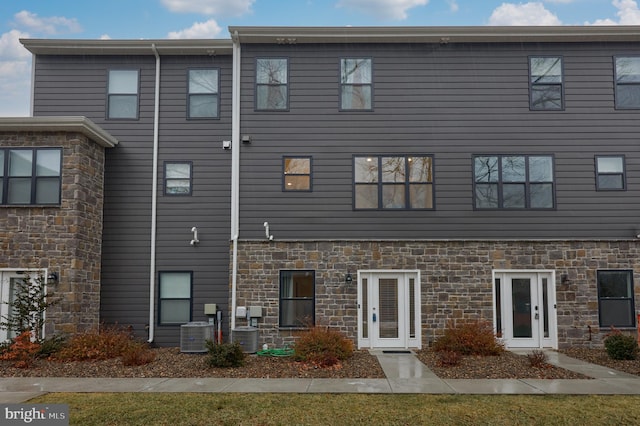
30 393 640 425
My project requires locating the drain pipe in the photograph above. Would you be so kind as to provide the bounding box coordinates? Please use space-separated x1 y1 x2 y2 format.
230 31 241 333
148 43 161 343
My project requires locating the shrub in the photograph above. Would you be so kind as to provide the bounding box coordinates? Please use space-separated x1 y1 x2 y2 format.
37 335 68 359
604 328 638 360
432 320 504 356
437 350 462 367
121 342 156 366
206 340 245 368
53 326 135 362
527 350 548 368
293 326 354 367
0 330 41 368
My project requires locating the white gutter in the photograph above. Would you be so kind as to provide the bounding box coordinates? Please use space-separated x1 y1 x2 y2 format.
230 31 241 332
29 54 35 116
148 43 161 342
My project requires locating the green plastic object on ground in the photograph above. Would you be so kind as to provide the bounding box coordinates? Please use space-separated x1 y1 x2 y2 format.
256 347 295 357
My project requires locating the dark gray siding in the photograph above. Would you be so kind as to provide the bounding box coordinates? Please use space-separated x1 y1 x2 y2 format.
238 42 640 240
33 54 232 345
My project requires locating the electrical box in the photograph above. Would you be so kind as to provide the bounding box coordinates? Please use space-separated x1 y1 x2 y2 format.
235 306 247 318
204 304 217 315
248 306 262 318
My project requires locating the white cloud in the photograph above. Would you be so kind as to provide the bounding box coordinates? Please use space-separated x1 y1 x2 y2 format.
488 2 562 25
0 29 31 116
336 0 429 20
13 10 82 35
161 0 254 16
168 19 222 39
447 0 459 13
100 34 112 40
589 0 640 25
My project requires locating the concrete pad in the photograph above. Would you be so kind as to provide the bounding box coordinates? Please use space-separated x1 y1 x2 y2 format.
143 378 239 393
387 378 455 394
444 379 544 394
0 391 48 403
543 351 639 379
307 378 391 393
225 378 312 393
375 353 439 379
27 378 169 393
522 378 640 395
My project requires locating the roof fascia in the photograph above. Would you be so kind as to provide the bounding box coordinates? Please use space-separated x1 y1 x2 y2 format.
20 39 233 56
0 116 119 148
228 25 640 44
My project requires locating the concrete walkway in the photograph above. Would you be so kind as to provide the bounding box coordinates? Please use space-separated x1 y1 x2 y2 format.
1 350 639 402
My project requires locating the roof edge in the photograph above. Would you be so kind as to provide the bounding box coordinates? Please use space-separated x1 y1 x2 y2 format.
0 116 119 148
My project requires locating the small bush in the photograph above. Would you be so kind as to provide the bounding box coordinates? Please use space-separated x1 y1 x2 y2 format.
437 350 462 367
432 320 504 356
37 335 68 359
206 340 245 368
604 328 638 360
0 330 41 368
53 326 135 362
293 326 354 367
121 343 156 366
527 350 548 368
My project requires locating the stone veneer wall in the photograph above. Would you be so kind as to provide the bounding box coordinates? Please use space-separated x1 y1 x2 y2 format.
233 240 640 349
0 130 106 336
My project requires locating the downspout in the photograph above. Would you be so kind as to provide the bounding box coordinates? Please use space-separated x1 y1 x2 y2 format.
29 53 35 116
230 31 241 332
148 43 161 343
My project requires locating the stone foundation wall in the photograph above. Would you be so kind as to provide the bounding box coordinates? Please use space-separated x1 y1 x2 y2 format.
0 130 106 336
233 240 640 349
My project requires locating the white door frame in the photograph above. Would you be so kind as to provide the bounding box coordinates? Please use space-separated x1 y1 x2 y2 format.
0 269 48 342
357 270 421 349
493 270 557 349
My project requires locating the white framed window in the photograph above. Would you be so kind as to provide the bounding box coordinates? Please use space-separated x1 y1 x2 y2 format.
1 148 61 205
108 69 139 119
158 271 192 325
188 69 219 118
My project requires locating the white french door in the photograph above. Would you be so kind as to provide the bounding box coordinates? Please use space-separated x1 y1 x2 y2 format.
358 270 421 349
494 271 557 349
0 271 22 342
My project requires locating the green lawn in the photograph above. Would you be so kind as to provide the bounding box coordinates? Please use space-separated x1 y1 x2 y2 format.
31 393 640 425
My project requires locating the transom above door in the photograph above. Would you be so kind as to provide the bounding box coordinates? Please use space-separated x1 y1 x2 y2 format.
357 270 421 349
494 270 557 349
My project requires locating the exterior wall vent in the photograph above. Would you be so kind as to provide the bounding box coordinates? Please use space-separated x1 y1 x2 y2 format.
180 321 215 353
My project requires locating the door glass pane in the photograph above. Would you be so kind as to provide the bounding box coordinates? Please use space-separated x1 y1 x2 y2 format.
512 278 532 338
362 278 368 339
494 278 502 337
542 278 549 338
409 278 416 339
379 278 398 339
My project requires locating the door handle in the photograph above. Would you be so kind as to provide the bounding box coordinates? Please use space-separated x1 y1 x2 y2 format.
372 313 377 323
534 313 539 320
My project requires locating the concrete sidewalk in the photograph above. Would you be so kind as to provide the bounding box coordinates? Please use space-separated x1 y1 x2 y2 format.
1 350 639 402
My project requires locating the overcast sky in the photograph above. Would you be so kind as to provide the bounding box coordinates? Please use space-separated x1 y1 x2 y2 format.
1 0 639 116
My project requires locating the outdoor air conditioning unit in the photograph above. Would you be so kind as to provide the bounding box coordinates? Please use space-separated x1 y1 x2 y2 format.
180 321 215 353
231 326 260 353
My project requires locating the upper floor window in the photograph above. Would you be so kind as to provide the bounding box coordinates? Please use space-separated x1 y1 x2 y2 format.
596 155 626 191
158 271 192 325
0 148 61 206
164 162 192 195
341 58 372 110
188 69 219 119
615 57 640 109
529 56 563 110
597 270 635 328
280 270 315 328
256 58 288 110
354 155 434 210
283 156 312 191
474 155 554 209
107 70 139 119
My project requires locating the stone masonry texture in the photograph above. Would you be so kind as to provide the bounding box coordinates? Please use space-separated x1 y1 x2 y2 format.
0 130 106 337
232 240 640 349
